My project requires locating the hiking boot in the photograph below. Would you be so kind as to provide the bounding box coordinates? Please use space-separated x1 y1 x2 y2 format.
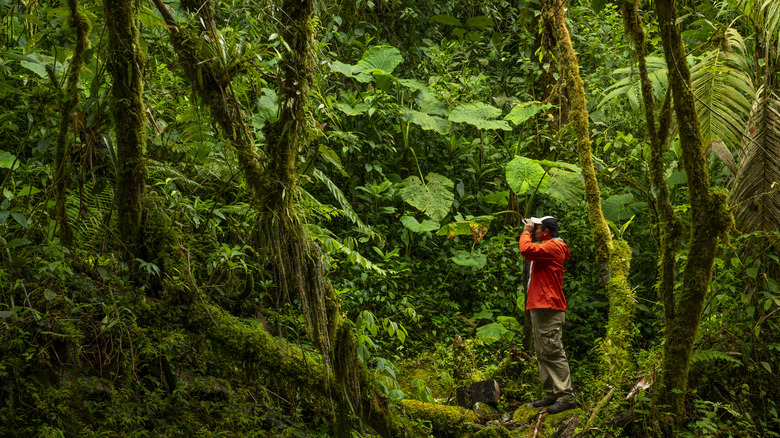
531 398 556 408
547 400 577 414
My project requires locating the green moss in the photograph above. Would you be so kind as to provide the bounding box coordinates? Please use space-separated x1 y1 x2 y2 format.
473 425 512 438
512 403 538 423
401 399 479 436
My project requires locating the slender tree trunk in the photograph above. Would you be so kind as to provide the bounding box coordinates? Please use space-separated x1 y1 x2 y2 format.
104 0 146 260
543 0 612 288
654 0 732 431
53 0 90 248
545 0 640 382
621 0 682 357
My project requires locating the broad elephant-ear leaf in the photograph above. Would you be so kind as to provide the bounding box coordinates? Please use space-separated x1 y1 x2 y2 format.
731 88 780 234
691 28 755 155
506 156 547 193
546 167 584 207
416 90 449 116
400 216 440 233
602 193 647 223
398 173 454 221
401 108 450 134
449 103 511 131
353 45 403 75
504 102 553 125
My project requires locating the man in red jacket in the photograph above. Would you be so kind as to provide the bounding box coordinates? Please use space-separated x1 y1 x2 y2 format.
519 216 576 414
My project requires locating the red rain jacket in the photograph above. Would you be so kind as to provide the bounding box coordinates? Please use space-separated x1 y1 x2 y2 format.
519 231 571 311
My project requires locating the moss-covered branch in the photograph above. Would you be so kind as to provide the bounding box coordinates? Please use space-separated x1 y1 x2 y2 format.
621 0 681 326
53 0 90 248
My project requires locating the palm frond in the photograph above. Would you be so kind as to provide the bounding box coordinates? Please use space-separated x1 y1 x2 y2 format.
598 56 668 111
691 28 756 154
731 88 780 233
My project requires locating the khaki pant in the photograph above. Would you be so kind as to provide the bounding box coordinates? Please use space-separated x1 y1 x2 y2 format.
530 308 575 403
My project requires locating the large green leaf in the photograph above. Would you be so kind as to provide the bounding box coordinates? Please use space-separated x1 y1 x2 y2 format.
505 156 547 193
602 194 647 223
0 150 18 170
401 108 450 134
416 91 449 116
450 250 487 269
398 173 454 221
449 103 511 131
353 45 403 75
330 46 402 84
400 216 440 233
476 322 509 344
546 167 584 207
436 215 494 237
504 102 552 125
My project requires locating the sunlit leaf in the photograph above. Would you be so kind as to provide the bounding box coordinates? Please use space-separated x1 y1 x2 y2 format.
401 108 450 134
0 150 18 170
506 156 547 193
449 103 511 130
504 102 553 125
354 45 403 75
398 173 454 221
400 216 440 233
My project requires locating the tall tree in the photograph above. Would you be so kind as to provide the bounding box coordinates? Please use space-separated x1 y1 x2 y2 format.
53 0 90 248
544 0 637 380
105 0 147 260
150 1 412 435
654 0 732 431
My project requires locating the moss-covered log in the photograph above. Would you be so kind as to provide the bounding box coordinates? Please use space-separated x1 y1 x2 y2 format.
654 0 733 431
400 399 479 436
53 0 90 248
104 0 147 260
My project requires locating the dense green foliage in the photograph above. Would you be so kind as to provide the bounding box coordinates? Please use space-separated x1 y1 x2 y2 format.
1 0 779 436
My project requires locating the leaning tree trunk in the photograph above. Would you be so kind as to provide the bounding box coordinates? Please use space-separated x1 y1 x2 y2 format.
53 0 90 248
544 0 637 382
654 0 732 432
104 0 146 261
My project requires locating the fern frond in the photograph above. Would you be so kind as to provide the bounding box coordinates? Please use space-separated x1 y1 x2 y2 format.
307 223 387 274
146 159 202 190
311 168 379 240
690 348 742 366
598 56 668 111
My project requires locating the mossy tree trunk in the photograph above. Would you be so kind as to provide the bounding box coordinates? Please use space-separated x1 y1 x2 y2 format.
53 0 90 248
620 0 682 343
104 0 146 261
150 1 412 436
544 0 637 381
542 0 611 289
654 0 732 431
